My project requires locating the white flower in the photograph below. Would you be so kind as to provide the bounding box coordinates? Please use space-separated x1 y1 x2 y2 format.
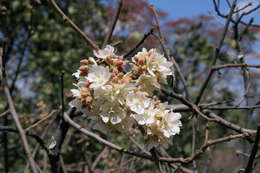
146 49 173 83
71 89 81 98
161 111 182 138
131 106 158 125
72 70 80 79
126 91 150 114
86 65 111 89
99 101 126 124
132 48 147 63
136 74 160 94
93 45 115 59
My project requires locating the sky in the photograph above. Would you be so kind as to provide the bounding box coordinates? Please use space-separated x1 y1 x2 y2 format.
146 0 260 25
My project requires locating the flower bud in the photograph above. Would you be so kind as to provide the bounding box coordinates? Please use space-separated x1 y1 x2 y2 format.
134 56 139 62
86 96 92 103
117 60 123 66
80 59 88 65
147 52 152 57
139 59 145 65
141 65 147 71
79 66 87 72
119 56 123 60
80 72 87 76
85 80 90 87
113 68 119 74
106 57 113 64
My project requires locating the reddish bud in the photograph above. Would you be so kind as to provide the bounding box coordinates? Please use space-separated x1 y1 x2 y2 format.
141 65 147 71
106 57 113 63
85 80 90 87
113 68 119 74
119 56 123 60
117 60 123 66
86 96 92 103
80 72 87 76
134 56 139 62
138 69 143 75
139 59 145 65
80 59 88 65
79 66 87 72
147 52 152 57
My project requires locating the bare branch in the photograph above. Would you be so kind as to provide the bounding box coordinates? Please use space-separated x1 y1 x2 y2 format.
149 4 189 99
103 0 123 48
49 0 99 51
123 28 154 59
245 123 260 173
25 110 59 132
4 85 38 173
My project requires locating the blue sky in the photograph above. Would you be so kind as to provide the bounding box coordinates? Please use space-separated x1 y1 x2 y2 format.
146 0 260 25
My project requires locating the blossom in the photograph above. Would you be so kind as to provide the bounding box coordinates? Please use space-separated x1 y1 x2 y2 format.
99 101 126 124
126 91 150 114
86 65 111 89
131 105 158 125
71 89 81 98
161 111 182 138
146 49 173 83
71 46 182 148
72 70 80 79
132 48 148 64
136 74 160 94
93 45 115 59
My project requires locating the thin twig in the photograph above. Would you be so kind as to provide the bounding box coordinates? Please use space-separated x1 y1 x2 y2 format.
123 28 154 59
211 0 237 66
91 146 108 171
49 0 99 51
60 70 65 117
103 0 123 48
63 111 153 160
160 132 252 164
213 0 260 27
149 4 189 99
0 110 9 119
0 126 49 154
24 115 56 173
118 152 125 173
245 123 260 173
195 63 260 105
25 110 59 132
4 85 38 173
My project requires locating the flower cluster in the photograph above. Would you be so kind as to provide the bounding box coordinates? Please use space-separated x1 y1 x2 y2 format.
70 45 181 148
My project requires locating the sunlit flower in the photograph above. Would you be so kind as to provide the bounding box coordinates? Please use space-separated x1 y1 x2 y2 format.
86 65 111 89
71 89 81 98
99 101 126 124
136 74 160 94
72 70 80 79
146 49 173 83
161 111 182 138
126 91 150 114
131 105 158 125
94 45 115 59
132 48 148 64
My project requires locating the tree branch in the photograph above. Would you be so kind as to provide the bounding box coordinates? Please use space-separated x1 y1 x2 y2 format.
49 0 99 51
102 0 123 48
245 123 260 173
4 85 38 173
